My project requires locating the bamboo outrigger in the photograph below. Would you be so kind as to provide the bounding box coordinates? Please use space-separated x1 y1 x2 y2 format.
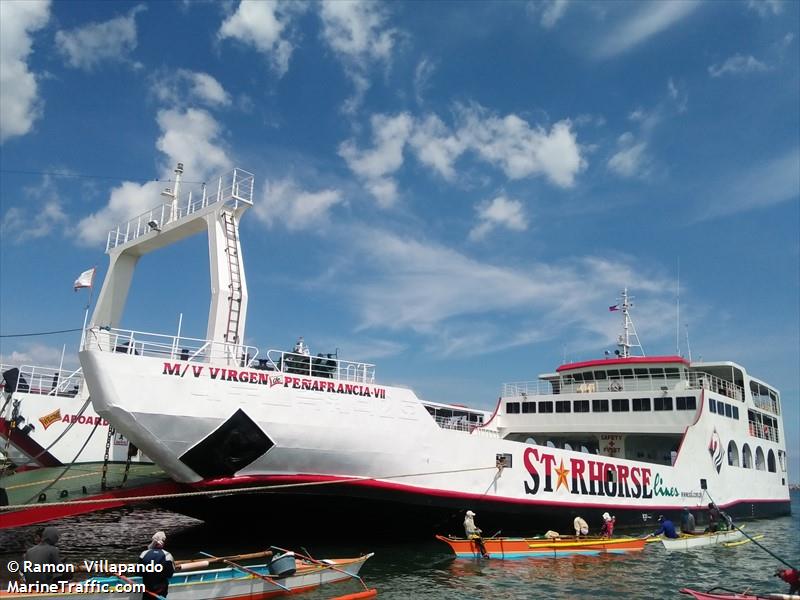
435 534 647 558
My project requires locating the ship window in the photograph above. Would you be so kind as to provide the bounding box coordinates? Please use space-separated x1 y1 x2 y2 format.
767 450 776 472
724 403 733 418
594 370 607 380
634 368 648 376
619 368 633 377
649 368 664 377
778 450 786 472
573 372 584 382
732 406 739 420
506 402 520 414
612 398 629 412
665 367 680 379
556 400 571 413
654 397 673 411
583 371 594 381
522 401 536 414
728 440 739 466
574 400 590 413
632 397 651 411
742 444 752 468
592 399 609 412
539 401 554 413
677 396 696 410
607 369 620 377
709 398 717 413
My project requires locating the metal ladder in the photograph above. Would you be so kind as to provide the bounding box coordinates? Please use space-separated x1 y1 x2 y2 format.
222 211 243 344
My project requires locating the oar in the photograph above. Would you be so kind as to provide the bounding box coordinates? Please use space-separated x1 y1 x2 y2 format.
489 530 502 539
270 545 375 595
199 551 290 592
113 573 167 600
177 550 272 568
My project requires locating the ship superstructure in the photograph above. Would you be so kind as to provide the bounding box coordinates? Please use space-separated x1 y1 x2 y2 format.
77 166 791 535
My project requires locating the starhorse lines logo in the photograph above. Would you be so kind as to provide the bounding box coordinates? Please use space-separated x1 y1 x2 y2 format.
708 428 723 474
161 362 387 398
522 447 680 499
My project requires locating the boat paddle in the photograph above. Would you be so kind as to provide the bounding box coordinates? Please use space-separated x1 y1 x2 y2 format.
199 551 290 592
175 550 273 571
270 545 376 597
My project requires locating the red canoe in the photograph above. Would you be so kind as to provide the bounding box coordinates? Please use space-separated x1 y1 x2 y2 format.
680 587 799 600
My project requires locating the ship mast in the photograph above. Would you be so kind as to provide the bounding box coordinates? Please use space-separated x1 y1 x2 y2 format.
616 288 645 358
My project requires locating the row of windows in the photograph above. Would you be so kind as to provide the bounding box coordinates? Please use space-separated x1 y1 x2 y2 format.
728 441 781 473
506 396 697 415
566 367 681 383
709 398 740 420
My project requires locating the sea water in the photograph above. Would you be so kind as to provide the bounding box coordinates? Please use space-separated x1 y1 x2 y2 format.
1 491 798 599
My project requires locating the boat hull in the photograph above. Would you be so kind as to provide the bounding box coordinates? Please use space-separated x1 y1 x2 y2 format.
435 534 646 558
680 588 800 600
661 529 744 551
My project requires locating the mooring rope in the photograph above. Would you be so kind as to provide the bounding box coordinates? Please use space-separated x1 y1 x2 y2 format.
0 465 498 511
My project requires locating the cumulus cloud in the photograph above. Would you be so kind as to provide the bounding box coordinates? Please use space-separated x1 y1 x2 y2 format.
76 108 232 246
1 173 67 242
319 0 399 113
469 195 528 241
252 177 344 230
708 54 770 78
0 0 50 143
218 0 303 77
340 105 585 205
153 69 232 108
595 1 700 59
55 4 145 70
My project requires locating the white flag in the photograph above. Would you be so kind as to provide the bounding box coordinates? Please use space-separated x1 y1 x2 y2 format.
74 267 96 291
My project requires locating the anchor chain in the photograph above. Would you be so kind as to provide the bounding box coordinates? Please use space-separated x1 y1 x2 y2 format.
100 425 114 491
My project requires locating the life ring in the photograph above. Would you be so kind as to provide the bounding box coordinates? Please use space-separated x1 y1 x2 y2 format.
609 381 622 392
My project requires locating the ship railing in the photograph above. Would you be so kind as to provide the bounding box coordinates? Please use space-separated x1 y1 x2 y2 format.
748 419 780 443
0 364 84 397
431 415 500 437
752 395 780 415
686 371 744 401
83 327 257 367
264 350 375 384
106 168 255 252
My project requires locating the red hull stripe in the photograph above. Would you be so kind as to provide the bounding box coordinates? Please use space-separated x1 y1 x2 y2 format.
556 355 689 372
0 420 61 468
195 474 788 511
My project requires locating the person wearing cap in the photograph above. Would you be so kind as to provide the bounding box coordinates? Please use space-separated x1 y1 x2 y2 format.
600 512 616 538
463 510 489 558
680 508 697 534
651 515 679 539
22 527 70 585
139 531 175 599
573 516 589 537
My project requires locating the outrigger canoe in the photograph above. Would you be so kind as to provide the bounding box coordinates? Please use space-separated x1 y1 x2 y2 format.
661 529 744 552
0 554 374 600
680 587 800 600
435 534 646 559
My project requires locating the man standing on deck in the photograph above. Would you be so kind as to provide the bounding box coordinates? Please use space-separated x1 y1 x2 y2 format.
139 531 175 599
463 510 489 558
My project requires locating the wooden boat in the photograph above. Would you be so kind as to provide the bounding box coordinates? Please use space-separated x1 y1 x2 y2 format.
435 534 646 558
680 587 800 599
0 553 374 600
661 529 744 551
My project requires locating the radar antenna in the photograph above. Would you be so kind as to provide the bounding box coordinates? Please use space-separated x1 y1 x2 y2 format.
615 288 645 358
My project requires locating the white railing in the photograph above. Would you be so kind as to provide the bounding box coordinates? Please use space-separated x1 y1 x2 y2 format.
431 415 501 438
749 420 779 443
752 395 780 415
0 364 84 397
502 370 744 400
83 327 257 367
106 168 255 252
264 350 375 384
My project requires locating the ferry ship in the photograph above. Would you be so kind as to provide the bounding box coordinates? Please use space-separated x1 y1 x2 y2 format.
77 166 791 536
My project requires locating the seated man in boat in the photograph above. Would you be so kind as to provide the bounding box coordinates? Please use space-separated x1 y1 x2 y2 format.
573 516 589 537
22 526 71 584
600 512 616 537
463 510 489 558
680 508 697 534
705 502 722 533
651 515 679 539
139 531 175 599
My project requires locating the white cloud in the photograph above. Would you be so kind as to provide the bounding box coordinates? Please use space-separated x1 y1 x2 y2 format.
708 54 770 78
469 195 528 241
252 178 344 230
218 0 302 77
527 0 570 28
746 0 783 17
413 57 436 105
608 133 650 178
0 0 50 143
338 112 413 207
1 174 67 242
340 106 586 204
694 147 800 221
319 0 399 113
595 1 700 59
0 343 79 371
55 4 145 70
77 108 231 246
153 69 232 108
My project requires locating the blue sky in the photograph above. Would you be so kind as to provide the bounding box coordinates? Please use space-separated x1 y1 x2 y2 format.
1 1 798 480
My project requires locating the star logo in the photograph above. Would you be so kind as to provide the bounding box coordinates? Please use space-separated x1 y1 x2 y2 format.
555 459 570 491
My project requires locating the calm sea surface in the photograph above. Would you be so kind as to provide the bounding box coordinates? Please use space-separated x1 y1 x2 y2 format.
2 491 798 599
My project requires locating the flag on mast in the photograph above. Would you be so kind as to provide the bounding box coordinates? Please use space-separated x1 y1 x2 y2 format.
609 304 620 312
74 267 96 291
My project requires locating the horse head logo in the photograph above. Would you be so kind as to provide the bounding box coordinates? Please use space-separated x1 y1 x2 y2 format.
708 428 722 474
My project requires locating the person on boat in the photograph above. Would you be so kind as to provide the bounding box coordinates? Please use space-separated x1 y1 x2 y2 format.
600 512 615 537
680 507 697 534
463 510 489 558
139 531 175 599
22 527 70 584
573 516 589 536
651 515 679 539
775 568 800 594
705 502 721 533
544 530 561 539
